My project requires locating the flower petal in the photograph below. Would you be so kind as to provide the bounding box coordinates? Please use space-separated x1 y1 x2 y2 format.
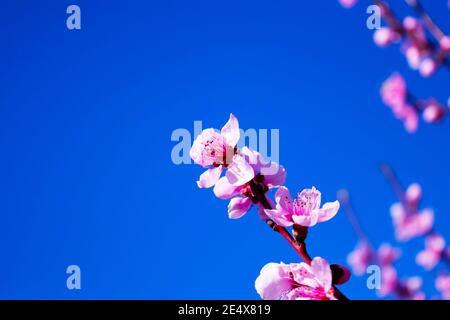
228 197 253 219
213 176 240 199
221 113 240 147
311 257 333 292
317 201 340 223
255 262 293 300
274 186 293 211
196 166 222 188
292 211 319 227
264 208 293 227
263 163 287 188
226 155 255 186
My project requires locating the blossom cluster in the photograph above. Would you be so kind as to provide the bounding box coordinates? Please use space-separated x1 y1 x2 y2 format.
339 0 450 133
189 114 348 300
343 165 450 300
380 73 448 132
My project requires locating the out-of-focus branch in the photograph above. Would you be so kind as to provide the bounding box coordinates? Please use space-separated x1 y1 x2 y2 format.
404 0 446 41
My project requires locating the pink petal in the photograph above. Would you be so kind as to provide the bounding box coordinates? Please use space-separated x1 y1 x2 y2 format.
406 183 422 208
221 113 240 147
262 163 287 187
255 263 293 300
416 250 440 270
426 233 445 252
213 176 240 199
292 211 319 227
274 186 293 211
264 208 293 227
196 166 222 188
228 197 253 219
416 208 434 234
311 257 333 292
317 201 340 223
226 155 255 186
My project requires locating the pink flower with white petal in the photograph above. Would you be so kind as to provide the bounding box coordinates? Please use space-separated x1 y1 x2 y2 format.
190 114 254 188
436 274 450 300
264 186 340 227
416 234 446 270
255 257 336 300
347 241 373 276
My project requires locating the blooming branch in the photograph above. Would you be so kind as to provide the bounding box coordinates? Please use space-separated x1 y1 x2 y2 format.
189 114 349 300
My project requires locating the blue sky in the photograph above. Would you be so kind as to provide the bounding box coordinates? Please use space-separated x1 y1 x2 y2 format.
0 1 449 299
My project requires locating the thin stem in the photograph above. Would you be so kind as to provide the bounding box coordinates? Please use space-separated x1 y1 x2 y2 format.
380 162 407 207
337 190 376 252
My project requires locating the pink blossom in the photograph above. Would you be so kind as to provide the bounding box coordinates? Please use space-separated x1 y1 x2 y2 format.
416 234 446 270
390 183 434 241
378 243 401 266
338 0 357 8
255 257 336 300
264 186 340 227
381 73 407 108
419 58 437 77
373 27 400 47
190 114 254 188
422 99 446 123
440 36 450 52
390 202 434 241
436 274 450 300
347 241 373 276
404 44 422 69
215 147 286 219
378 265 398 297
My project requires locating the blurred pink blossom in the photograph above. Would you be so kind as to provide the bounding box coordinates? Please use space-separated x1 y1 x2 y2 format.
374 27 400 47
390 202 434 241
338 0 357 9
378 265 398 297
436 274 450 300
416 234 446 270
422 99 446 123
264 186 339 227
378 243 402 266
390 183 434 241
347 241 373 276
255 257 336 300
380 73 420 132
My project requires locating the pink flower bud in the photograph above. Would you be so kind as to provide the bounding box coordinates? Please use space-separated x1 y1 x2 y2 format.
423 100 445 123
331 264 351 285
406 183 422 207
403 16 419 32
419 58 437 77
440 36 450 52
374 28 399 47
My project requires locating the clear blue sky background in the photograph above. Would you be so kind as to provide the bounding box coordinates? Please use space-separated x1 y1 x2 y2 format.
0 1 449 299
